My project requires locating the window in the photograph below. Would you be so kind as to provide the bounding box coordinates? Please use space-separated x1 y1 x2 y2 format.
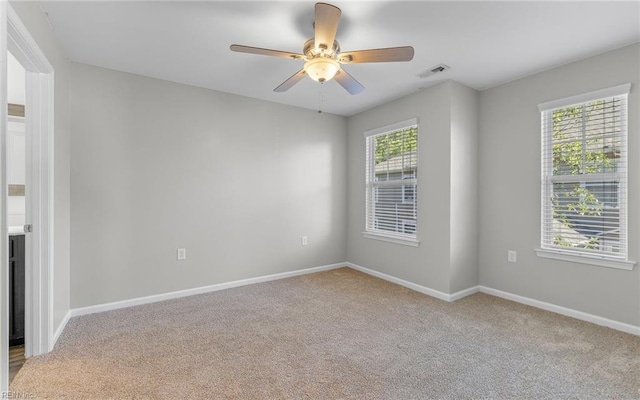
537 84 634 269
364 118 418 246
402 173 416 204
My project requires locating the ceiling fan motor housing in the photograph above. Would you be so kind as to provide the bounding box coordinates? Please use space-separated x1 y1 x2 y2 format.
304 38 340 59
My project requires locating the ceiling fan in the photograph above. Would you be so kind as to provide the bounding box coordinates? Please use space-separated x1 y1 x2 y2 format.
230 2 414 95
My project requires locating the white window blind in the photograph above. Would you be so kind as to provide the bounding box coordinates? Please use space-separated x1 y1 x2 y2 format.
539 84 630 260
365 119 418 242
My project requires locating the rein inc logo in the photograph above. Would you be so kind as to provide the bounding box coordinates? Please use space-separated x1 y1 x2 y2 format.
2 392 33 399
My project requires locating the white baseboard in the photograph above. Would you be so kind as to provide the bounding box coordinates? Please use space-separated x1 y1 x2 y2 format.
55 261 638 352
450 285 481 301
479 286 640 336
50 311 72 351
346 262 478 302
345 262 639 336
68 263 345 319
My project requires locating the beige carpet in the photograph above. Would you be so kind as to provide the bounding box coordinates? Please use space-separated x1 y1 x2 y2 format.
10 267 640 399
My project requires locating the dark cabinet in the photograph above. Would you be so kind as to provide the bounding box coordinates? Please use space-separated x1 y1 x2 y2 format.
9 235 25 347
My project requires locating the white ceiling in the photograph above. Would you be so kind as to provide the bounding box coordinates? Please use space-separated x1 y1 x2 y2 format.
40 1 639 116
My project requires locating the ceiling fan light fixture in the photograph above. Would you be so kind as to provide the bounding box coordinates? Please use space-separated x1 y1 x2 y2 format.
230 3 413 94
303 57 340 83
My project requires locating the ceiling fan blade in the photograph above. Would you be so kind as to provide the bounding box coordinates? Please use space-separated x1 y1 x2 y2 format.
334 68 364 95
230 44 305 60
338 46 415 64
274 69 307 92
314 3 341 51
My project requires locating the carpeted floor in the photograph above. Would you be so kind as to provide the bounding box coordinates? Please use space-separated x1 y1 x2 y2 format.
10 267 640 399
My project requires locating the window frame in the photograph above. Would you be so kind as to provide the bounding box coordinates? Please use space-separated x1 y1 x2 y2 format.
363 118 419 247
536 84 635 270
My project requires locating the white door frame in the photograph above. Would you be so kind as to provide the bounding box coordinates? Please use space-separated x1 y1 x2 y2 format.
1 3 54 392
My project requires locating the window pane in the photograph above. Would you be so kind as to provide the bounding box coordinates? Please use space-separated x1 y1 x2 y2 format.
551 181 621 253
374 127 417 182
366 122 418 238
371 183 417 234
552 99 623 176
542 90 627 259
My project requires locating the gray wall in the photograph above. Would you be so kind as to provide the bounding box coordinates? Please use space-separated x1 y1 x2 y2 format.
11 1 72 333
346 81 479 294
70 64 347 308
449 81 479 293
479 44 639 326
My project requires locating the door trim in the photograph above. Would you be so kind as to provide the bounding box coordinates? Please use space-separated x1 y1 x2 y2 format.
1 3 55 392
8 1 55 358
0 0 9 392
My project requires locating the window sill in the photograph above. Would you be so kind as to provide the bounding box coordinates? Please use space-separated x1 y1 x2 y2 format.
535 248 636 271
362 232 420 247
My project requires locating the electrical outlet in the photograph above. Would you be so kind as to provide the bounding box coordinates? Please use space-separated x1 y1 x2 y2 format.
301 236 308 246
508 250 517 263
177 248 186 260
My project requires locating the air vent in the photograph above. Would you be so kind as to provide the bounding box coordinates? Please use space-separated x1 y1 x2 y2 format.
417 64 450 79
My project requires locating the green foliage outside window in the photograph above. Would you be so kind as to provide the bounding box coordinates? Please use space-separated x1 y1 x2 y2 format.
550 100 619 249
374 127 418 165
552 101 614 176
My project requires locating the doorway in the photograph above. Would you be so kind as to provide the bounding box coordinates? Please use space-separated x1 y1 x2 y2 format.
6 51 26 384
1 3 55 392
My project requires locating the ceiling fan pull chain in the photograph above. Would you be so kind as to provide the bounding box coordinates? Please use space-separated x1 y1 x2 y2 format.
318 85 324 114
